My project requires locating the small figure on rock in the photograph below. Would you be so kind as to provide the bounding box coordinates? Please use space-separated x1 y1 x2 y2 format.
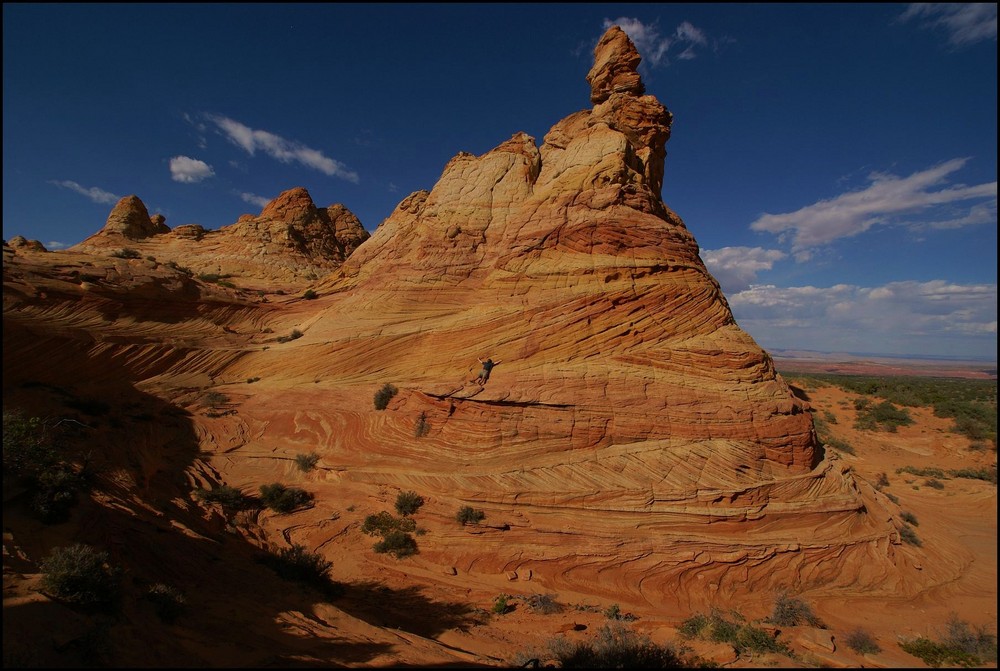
473 356 502 386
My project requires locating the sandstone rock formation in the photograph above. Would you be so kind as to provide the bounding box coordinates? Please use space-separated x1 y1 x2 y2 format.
2 26 953 667
71 187 369 285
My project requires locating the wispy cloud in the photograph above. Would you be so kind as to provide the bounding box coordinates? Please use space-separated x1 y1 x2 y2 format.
46 241 69 250
702 246 787 293
750 158 997 258
728 280 997 356
49 180 121 205
602 17 710 67
239 191 271 209
207 114 360 184
169 156 215 183
898 3 997 47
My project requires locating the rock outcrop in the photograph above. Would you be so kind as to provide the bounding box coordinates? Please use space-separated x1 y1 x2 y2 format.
70 188 368 285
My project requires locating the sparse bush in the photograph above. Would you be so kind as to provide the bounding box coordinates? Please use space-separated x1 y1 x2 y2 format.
302 289 318 300
203 391 229 408
525 593 562 614
901 511 919 526
414 411 430 437
295 452 320 472
603 603 635 621
4 411 87 523
900 524 922 546
679 609 789 655
845 627 881 654
900 633 990 668
145 583 187 623
31 465 86 523
493 593 512 615
856 400 913 432
361 511 417 536
549 621 686 668
824 437 856 455
884 490 900 504
456 505 485 525
373 383 398 410
944 614 998 662
3 410 57 477
394 490 424 516
246 377 261 384
195 485 250 510
769 592 823 627
373 529 418 558
111 248 141 259
40 544 121 610
258 544 342 599
259 483 313 513
276 329 303 343
875 472 891 489
925 478 945 490
950 467 997 484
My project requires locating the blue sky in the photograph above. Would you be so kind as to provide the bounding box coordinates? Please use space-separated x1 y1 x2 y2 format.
3 4 997 360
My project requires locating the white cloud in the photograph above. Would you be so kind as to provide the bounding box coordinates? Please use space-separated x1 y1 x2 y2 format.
169 156 215 183
207 115 360 184
602 17 710 67
728 280 997 357
750 158 997 255
49 180 120 204
898 3 997 47
702 246 787 292
239 191 271 208
46 241 69 250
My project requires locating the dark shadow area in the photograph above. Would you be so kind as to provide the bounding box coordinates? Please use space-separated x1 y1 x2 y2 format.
2 319 399 668
787 384 811 402
339 581 487 639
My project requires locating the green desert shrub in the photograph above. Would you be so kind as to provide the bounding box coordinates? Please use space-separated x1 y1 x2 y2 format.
361 511 416 536
145 583 187 623
394 490 424 516
302 289 318 300
898 616 997 671
259 483 313 513
295 452 320 472
276 329 303 343
492 593 512 615
31 466 86 523
372 530 418 558
899 524 922 546
373 383 398 410
679 609 789 655
258 544 342 598
362 511 418 558
925 478 945 490
855 399 914 432
456 505 486 525
195 485 251 510
548 621 686 669
844 627 881 654
4 411 87 523
40 544 121 610
901 511 919 526
3 410 57 477
769 592 823 627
